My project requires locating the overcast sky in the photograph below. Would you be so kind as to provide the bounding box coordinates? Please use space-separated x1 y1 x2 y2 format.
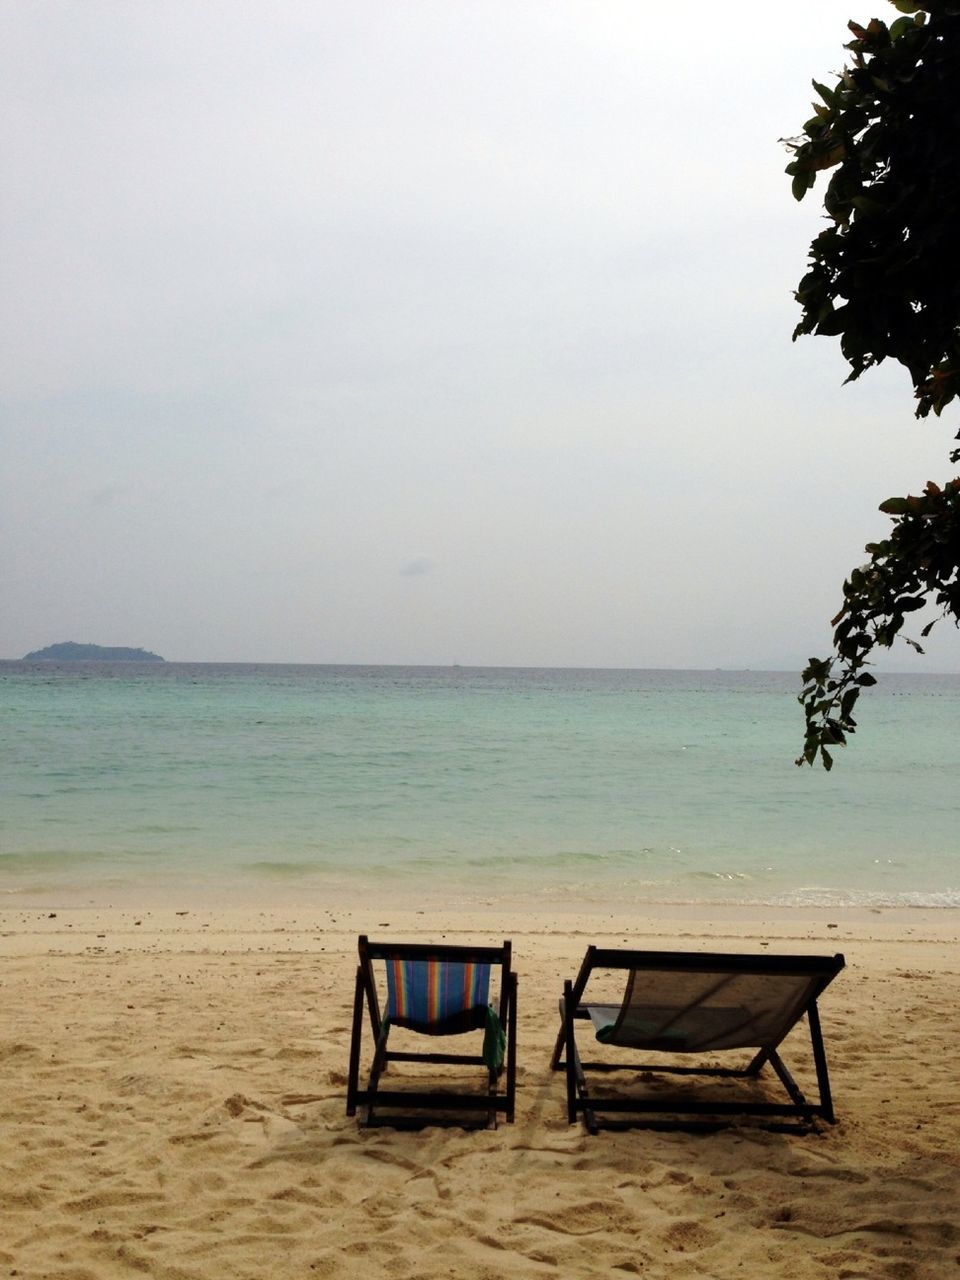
2 1 957 669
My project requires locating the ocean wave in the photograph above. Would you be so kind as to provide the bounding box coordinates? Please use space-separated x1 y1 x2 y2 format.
239 859 329 878
0 849 113 872
685 870 754 882
762 886 960 909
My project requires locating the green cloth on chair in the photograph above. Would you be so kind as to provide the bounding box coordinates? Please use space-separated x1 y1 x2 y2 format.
483 1005 506 1072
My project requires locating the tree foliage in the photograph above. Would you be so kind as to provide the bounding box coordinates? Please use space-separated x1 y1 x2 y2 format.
785 0 960 767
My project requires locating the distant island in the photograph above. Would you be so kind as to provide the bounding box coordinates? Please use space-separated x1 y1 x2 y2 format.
22 642 165 662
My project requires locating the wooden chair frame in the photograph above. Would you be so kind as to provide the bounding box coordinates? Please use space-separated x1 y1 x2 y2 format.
346 935 518 1129
551 948 845 1134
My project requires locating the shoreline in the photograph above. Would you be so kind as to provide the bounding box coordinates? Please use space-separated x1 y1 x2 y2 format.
4 899 959 958
5 864 960 916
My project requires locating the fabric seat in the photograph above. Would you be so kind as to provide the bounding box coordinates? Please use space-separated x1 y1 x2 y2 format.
551 947 844 1133
346 935 517 1129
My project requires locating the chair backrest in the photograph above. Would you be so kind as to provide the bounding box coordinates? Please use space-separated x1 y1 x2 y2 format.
386 956 491 1030
359 937 512 1036
583 950 844 1053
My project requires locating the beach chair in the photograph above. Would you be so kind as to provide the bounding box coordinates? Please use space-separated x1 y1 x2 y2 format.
551 947 844 1133
346 935 518 1129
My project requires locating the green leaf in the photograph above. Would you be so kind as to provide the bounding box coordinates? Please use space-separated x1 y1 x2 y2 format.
816 306 849 336
787 4 960 764
850 195 887 216
840 687 861 720
889 15 917 39
821 745 834 771
811 141 845 172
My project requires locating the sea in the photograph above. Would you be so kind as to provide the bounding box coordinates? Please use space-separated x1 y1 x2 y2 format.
2 662 958 911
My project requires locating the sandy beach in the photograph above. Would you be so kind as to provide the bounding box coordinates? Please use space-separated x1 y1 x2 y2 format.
3 902 960 1280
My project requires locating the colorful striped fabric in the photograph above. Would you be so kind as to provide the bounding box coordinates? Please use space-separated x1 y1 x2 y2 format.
385 958 491 1031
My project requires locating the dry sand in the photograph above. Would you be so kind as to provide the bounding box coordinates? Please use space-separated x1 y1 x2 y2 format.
2 902 960 1279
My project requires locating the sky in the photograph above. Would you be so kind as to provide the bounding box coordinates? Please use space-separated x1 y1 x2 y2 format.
2 1 958 670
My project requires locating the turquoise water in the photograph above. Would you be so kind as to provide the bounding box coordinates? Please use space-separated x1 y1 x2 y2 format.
2 662 958 908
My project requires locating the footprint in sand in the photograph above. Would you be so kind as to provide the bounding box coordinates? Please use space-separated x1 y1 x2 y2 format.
660 1219 720 1253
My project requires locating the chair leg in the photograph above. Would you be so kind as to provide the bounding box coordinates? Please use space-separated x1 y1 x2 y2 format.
550 1019 566 1071
744 1047 769 1077
562 986 576 1122
562 982 599 1134
487 969 519 1129
486 1066 499 1130
362 1026 390 1127
807 1001 835 1122
506 970 518 1123
766 1048 809 1113
346 966 365 1117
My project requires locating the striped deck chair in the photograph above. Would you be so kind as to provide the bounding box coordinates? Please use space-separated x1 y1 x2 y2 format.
551 947 844 1133
346 936 517 1129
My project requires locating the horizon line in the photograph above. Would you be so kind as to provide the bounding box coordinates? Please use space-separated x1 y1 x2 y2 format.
4 656 960 677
